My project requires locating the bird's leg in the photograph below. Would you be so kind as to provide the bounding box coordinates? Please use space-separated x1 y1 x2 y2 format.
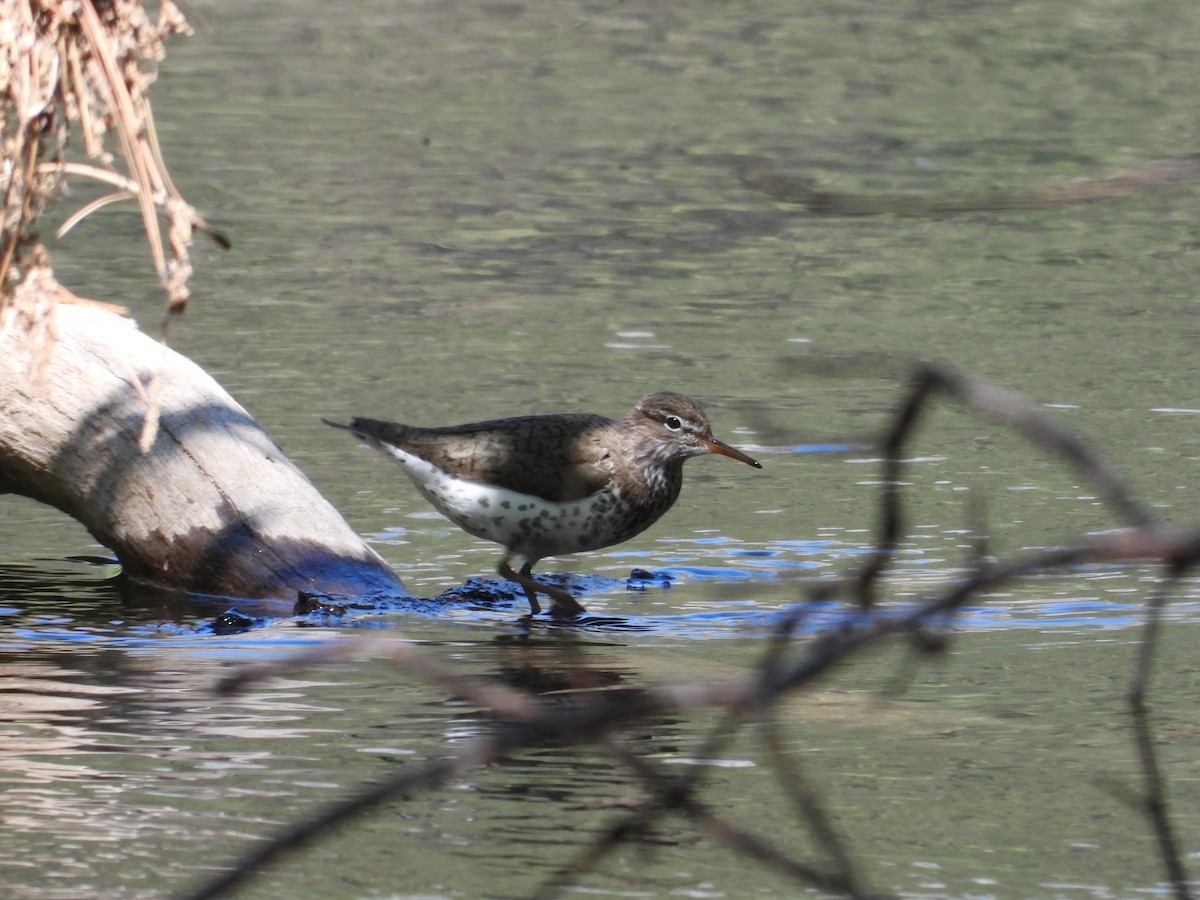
522 560 587 617
498 557 540 615
498 556 586 617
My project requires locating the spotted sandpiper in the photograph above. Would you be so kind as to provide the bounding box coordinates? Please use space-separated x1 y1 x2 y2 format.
324 392 761 616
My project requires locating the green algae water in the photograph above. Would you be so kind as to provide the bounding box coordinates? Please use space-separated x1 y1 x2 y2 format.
5 1 1200 896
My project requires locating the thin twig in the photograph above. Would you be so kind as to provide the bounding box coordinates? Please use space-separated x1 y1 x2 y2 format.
76 0 168 290
1129 567 1192 899
188 367 1200 899
610 739 871 897
760 715 865 891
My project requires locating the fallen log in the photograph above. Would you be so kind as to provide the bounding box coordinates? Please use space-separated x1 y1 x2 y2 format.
0 300 405 603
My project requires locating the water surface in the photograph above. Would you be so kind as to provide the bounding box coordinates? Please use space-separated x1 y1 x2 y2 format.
6 1 1200 897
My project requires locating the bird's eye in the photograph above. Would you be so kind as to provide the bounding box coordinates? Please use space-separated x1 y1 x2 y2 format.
664 415 683 431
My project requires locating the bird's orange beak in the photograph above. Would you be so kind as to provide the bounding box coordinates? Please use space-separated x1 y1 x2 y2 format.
705 437 762 468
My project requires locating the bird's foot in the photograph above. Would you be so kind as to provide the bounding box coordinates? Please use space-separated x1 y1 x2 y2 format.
543 584 587 618
499 560 587 617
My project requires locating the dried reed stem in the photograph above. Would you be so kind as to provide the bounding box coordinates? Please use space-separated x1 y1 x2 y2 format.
2 0 228 445
2 0 227 320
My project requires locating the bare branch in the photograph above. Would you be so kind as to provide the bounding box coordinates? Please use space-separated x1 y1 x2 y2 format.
186 367 1200 899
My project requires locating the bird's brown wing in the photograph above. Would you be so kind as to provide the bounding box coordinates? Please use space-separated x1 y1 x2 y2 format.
346 413 615 502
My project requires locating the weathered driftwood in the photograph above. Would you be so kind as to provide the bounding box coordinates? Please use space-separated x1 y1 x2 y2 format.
0 301 404 602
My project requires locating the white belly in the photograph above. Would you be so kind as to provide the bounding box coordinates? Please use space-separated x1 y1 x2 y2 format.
382 446 628 561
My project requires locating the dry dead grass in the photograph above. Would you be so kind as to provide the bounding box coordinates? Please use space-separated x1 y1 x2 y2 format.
2 0 228 448
1 0 226 326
